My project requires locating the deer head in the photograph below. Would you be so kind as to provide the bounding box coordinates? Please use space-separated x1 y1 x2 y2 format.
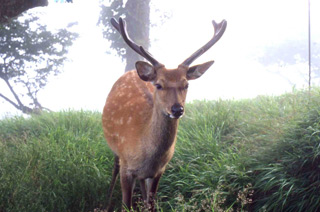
111 18 227 119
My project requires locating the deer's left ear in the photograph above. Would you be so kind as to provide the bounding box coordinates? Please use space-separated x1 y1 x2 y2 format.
186 61 214 80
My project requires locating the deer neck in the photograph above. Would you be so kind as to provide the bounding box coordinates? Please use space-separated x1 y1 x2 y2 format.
145 104 179 152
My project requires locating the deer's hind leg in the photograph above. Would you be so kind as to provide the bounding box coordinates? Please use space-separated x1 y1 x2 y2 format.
106 155 120 212
120 165 136 211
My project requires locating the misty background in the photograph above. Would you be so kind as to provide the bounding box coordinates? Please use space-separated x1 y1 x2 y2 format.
1 0 320 118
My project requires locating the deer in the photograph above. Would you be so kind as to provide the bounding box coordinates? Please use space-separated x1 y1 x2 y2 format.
102 17 227 211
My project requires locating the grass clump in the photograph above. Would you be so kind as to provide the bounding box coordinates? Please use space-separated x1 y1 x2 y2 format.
0 111 114 212
252 94 320 212
158 100 252 211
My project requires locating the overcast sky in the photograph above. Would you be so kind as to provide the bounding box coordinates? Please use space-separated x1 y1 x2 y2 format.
1 0 320 118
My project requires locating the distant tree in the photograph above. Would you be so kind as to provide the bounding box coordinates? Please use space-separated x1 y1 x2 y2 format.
0 14 78 114
99 0 151 72
258 40 320 84
0 0 48 23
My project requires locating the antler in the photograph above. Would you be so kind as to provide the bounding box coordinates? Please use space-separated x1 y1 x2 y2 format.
181 19 227 66
111 17 163 68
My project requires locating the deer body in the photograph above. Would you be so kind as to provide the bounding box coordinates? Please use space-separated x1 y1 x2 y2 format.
102 17 227 211
103 70 179 179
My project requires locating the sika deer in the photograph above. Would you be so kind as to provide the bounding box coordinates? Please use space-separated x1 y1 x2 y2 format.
102 17 227 211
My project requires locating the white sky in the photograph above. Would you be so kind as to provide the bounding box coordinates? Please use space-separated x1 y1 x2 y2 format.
1 0 320 118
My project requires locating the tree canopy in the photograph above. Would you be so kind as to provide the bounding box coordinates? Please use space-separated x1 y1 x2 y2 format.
0 13 78 114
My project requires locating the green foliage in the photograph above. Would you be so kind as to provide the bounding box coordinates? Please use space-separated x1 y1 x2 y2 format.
1 88 320 211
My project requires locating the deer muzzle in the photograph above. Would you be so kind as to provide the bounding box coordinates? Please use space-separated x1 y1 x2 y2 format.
170 103 184 119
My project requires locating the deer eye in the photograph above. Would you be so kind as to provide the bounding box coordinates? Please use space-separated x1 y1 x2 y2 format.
155 84 163 90
184 83 189 90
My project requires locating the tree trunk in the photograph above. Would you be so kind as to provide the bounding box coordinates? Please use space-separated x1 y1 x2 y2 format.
0 0 48 23
124 0 150 72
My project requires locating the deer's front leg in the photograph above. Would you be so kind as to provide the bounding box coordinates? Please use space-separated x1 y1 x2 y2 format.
120 167 136 211
140 179 147 201
145 173 163 211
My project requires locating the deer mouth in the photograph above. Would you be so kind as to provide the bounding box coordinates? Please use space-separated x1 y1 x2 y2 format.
166 111 184 119
170 114 183 119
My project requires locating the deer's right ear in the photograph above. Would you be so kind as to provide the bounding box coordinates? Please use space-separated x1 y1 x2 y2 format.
136 61 156 82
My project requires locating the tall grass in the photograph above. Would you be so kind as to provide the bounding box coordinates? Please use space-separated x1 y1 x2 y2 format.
252 92 320 212
0 111 114 212
1 88 320 211
157 100 250 211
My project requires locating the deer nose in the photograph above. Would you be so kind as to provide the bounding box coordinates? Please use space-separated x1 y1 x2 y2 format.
171 104 184 118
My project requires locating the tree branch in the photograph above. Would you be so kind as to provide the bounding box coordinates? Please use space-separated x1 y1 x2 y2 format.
0 92 34 114
2 79 38 114
3 78 23 107
0 0 48 23
0 93 20 110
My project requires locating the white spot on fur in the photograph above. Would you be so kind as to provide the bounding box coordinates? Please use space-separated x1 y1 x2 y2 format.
127 116 132 124
113 133 119 138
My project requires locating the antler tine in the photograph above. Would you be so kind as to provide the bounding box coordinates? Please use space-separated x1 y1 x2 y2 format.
110 18 120 32
118 18 142 56
181 19 227 66
111 17 162 68
139 46 161 67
